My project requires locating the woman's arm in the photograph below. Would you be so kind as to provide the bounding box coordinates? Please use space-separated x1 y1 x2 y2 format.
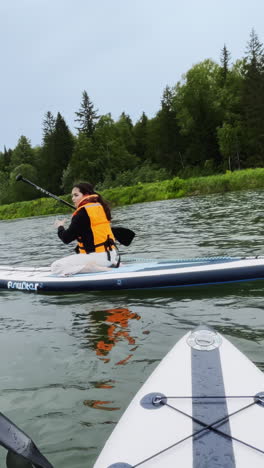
55 209 91 245
57 215 80 244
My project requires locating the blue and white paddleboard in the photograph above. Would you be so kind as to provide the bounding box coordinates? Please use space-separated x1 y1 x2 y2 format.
1 256 264 293
94 326 264 467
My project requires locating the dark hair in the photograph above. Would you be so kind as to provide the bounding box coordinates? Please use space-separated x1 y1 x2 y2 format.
73 182 111 220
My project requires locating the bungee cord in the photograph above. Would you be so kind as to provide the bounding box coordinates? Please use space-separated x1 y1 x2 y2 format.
124 393 264 468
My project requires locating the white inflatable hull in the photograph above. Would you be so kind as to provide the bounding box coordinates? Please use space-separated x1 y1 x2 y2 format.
1 257 264 293
94 326 264 467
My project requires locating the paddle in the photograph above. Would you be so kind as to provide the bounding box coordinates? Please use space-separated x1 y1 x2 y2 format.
16 174 75 209
16 175 135 246
0 412 53 467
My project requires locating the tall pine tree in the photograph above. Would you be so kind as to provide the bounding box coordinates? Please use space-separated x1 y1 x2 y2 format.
241 29 264 165
153 86 183 173
133 112 149 161
220 44 231 84
41 113 74 193
42 111 56 143
75 91 99 137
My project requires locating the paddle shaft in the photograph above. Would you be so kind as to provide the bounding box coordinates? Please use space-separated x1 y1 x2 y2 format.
16 175 75 209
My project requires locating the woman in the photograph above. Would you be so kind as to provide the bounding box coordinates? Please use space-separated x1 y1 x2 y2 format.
51 182 119 276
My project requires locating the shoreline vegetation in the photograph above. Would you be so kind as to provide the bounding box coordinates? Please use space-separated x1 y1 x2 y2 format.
0 168 264 221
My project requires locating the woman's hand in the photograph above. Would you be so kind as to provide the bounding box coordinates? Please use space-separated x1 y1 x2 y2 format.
54 218 67 228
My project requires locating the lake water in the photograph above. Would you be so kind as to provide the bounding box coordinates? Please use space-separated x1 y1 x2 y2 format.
0 190 264 467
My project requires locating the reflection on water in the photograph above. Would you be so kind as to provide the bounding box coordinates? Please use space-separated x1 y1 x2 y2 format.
72 307 141 365
83 400 120 411
94 381 115 389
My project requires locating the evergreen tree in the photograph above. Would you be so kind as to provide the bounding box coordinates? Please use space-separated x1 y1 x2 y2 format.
42 111 56 142
241 29 264 165
94 115 137 178
0 147 12 172
75 90 99 137
148 86 183 173
41 113 74 193
10 136 34 170
220 44 231 84
115 112 135 154
62 133 103 191
63 113 138 191
216 60 244 169
0 170 10 204
174 59 224 169
119 112 133 128
245 29 264 71
133 112 148 161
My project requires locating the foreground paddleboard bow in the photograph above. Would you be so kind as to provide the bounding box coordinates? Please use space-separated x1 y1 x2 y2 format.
94 326 264 467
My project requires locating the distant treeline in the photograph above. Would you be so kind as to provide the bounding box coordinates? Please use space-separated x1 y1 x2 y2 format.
1 29 264 205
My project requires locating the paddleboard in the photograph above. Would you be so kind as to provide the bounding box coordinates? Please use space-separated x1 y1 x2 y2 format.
94 326 264 467
1 256 264 293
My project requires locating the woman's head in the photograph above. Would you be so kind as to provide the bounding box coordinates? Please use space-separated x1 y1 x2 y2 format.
71 181 111 220
73 182 95 195
71 182 95 207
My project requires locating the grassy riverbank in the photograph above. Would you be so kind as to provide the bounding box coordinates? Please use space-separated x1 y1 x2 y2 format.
0 168 264 220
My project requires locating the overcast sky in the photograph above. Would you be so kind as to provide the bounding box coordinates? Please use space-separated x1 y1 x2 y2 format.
0 0 263 151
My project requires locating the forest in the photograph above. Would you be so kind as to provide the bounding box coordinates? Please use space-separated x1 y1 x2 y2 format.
0 29 264 205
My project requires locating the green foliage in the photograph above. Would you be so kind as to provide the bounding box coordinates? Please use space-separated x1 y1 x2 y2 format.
240 29 264 163
10 136 34 170
115 112 135 154
0 196 71 219
102 181 171 206
41 112 75 193
62 133 103 191
133 112 149 161
146 87 183 173
94 114 138 174
9 164 38 202
166 176 185 193
2 169 264 221
0 148 12 172
226 167 264 190
0 171 10 204
217 123 242 170
97 163 170 190
173 59 224 167
62 115 139 192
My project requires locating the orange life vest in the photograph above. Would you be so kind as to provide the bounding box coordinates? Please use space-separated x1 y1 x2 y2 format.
74 201 115 254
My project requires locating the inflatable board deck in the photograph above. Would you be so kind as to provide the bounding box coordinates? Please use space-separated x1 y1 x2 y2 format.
94 326 264 467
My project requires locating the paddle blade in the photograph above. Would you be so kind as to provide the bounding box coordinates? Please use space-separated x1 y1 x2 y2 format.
0 413 53 468
112 227 135 246
6 451 33 467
